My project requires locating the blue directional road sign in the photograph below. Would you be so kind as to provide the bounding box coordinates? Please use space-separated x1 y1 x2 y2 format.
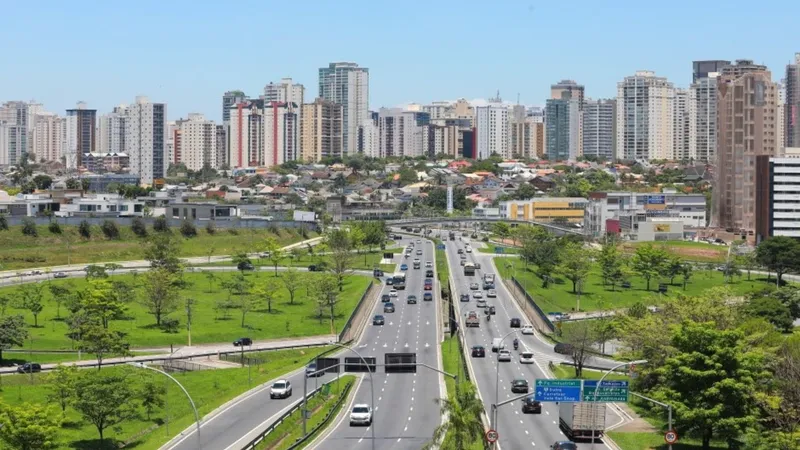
437 244 446 250
495 246 505 254
534 379 582 402
582 380 630 402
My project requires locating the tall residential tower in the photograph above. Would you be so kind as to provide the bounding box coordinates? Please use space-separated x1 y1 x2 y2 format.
319 62 369 156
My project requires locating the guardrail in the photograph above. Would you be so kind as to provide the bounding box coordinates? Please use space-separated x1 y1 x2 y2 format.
241 377 354 450
337 281 375 343
511 276 555 333
219 353 267 366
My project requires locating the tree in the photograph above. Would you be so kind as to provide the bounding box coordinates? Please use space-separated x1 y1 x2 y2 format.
310 274 338 325
680 263 694 290
325 229 355 291
649 321 768 449
139 269 181 326
202 270 217 293
100 219 120 239
0 315 28 362
736 251 758 281
180 219 197 238
45 365 78 413
65 178 80 190
631 244 668 291
262 237 284 276
281 267 302 305
592 316 619 354
521 236 561 288
253 278 279 313
557 243 593 294
492 222 511 242
205 221 216 235
598 240 623 289
665 255 683 285
131 217 148 237
235 293 258 328
16 283 45 327
232 251 252 274
153 215 170 232
770 286 800 321
83 264 108 279
744 296 794 332
0 214 7 231
48 283 72 319
562 320 595 377
756 236 800 285
78 323 130 369
0 295 10 316
21 218 37 237
73 370 136 443
47 221 62 234
78 220 92 239
78 280 127 329
349 226 366 264
139 377 166 420
423 383 486 450
143 233 182 273
627 302 648 319
0 402 61 450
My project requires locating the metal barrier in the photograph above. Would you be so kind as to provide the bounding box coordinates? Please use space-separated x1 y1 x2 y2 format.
161 359 213 372
337 281 375 343
219 353 267 366
511 276 555 332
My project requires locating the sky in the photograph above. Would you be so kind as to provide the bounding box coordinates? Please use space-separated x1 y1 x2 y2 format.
2 0 799 122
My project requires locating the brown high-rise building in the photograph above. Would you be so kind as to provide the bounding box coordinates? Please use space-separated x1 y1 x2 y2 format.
785 53 800 149
714 60 779 233
300 98 343 162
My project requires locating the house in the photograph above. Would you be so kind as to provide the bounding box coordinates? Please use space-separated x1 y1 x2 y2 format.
448 160 472 171
531 175 556 192
168 203 238 220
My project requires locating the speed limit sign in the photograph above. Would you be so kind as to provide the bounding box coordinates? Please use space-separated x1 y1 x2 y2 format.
485 429 499 443
664 430 679 444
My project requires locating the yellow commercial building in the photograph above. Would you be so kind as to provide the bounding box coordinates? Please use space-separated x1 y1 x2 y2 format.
499 197 588 223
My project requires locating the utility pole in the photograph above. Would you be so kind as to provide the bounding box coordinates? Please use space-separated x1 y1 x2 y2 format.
185 298 194 346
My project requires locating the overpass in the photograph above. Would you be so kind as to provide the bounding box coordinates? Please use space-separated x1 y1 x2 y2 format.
386 216 585 236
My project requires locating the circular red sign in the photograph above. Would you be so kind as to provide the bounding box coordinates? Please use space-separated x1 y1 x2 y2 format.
664 430 679 444
485 429 499 443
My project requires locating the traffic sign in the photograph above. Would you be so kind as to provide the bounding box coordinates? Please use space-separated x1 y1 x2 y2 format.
495 246 505 254
485 429 499 443
437 244 446 250
534 379 582 402
664 430 678 444
583 380 630 402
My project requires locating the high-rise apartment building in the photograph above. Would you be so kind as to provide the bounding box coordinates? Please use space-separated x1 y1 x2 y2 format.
551 80 584 157
265 78 305 105
692 60 731 83
616 71 675 161
0 101 29 166
228 100 264 168
673 89 694 161
358 119 379 158
125 96 167 184
168 120 182 166
179 113 217 170
319 62 369 155
509 115 543 160
378 108 430 158
65 102 96 170
545 95 580 161
222 91 247 124
215 125 227 168
32 113 64 162
474 104 509 159
97 105 129 155
714 60 778 232
777 81 785 155
582 99 616 160
263 102 299 167
690 72 721 162
300 98 343 162
785 54 800 149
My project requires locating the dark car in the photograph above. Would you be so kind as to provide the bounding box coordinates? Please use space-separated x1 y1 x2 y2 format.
423 292 433 301
457 249 464 254
460 293 470 302
373 315 385 325
510 318 521 328
16 363 41 374
237 261 255 271
471 345 486 357
381 294 391 303
308 265 320 272
233 337 252 347
384 302 395 313
522 395 542 414
511 379 529 394
385 278 394 285
554 343 575 355
407 295 418 304
306 362 319 377
373 268 384 277
551 441 577 450
425 269 434 278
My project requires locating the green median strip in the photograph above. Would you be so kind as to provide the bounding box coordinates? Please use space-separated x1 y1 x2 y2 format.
440 335 483 450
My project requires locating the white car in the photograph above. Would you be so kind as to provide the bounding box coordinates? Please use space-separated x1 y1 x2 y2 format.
53 272 68 279
476 299 487 308
521 325 534 335
350 404 373 426
487 289 497 298
519 352 534 364
270 380 292 399
497 350 512 362
416 249 423 255
473 291 483 299
425 261 433 268
466 247 472 253
389 289 398 298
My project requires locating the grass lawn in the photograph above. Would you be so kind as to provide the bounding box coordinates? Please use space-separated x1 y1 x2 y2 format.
0 271 372 351
255 375 356 450
621 240 728 263
194 248 400 273
551 364 630 382
433 239 450 283
0 346 332 450
440 335 483 450
1 350 157 367
477 246 520 254
495 257 766 313
607 431 727 450
0 224 317 270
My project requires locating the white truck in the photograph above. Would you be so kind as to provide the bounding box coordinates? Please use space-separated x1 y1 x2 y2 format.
558 402 606 441
482 273 496 289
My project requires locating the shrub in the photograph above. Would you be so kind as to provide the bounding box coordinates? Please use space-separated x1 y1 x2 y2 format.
101 220 120 239
268 224 280 235
228 227 239 235
300 227 309 239
180 220 197 238
21 218 38 237
153 216 170 233
0 214 8 231
205 221 216 235
131 217 148 237
161 317 180 333
48 221 62 234
78 220 92 239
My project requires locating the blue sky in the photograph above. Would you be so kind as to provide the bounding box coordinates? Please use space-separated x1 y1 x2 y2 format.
2 0 798 121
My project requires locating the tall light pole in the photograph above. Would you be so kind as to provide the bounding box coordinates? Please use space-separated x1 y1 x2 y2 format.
589 359 647 450
492 329 518 448
128 362 202 449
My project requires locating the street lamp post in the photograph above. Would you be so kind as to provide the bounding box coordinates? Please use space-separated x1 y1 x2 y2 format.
590 359 647 450
128 362 202 449
491 329 518 448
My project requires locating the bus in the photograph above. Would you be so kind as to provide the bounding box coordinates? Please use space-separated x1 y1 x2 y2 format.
464 262 476 276
392 272 407 289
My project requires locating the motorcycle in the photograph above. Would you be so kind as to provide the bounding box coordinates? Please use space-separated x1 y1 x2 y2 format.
486 314 491 322
513 339 519 351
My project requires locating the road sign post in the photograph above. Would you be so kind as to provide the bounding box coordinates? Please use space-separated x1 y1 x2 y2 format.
485 429 499 443
583 380 630 402
665 430 678 444
534 379 582 402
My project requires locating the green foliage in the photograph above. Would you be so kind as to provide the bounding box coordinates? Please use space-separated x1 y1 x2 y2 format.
32 174 53 190
519 229 561 287
756 236 800 284
424 382 486 450
138 376 166 420
16 283 45 326
78 220 91 239
45 365 79 413
47 221 62 234
598 240 626 290
78 279 128 329
131 217 148 237
21 217 37 237
281 267 302 304
627 302 648 319
152 216 170 233
0 214 7 231
72 370 136 443
205 221 216 235
744 296 794 332
83 264 108 279
262 236 284 276
557 243 594 295
0 401 61 450
180 219 197 238
631 244 668 291
139 269 181 326
77 323 131 369
100 219 120 239
0 315 28 362
143 233 182 273
420 187 476 212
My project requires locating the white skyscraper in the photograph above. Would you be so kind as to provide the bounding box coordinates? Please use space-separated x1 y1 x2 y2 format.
32 112 65 162
125 96 167 184
319 62 369 155
228 101 263 168
179 113 217 170
689 72 721 162
673 88 694 161
264 78 305 106
97 105 129 155
378 108 430 158
0 101 29 166
358 119 379 158
616 71 675 161
474 104 509 159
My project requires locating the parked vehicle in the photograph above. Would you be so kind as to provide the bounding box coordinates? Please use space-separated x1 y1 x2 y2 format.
233 337 252 346
559 403 606 441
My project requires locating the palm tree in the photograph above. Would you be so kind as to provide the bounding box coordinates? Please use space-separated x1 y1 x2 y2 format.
423 383 486 450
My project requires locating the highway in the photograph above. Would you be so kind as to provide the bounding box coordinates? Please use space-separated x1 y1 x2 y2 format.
443 233 624 449
311 235 444 450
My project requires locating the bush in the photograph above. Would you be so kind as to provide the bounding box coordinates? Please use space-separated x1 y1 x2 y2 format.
161 317 180 333
0 214 8 231
78 220 92 239
205 221 216 235
21 218 38 237
228 227 239 235
48 221 62 234
268 224 280 235
180 220 197 238
131 217 148 237
153 216 170 233
300 227 309 239
101 219 120 239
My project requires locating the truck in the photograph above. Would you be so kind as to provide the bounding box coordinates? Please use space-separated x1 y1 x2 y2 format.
465 311 480 328
558 402 606 441
482 274 496 289
448 231 455 241
392 272 407 290
463 262 476 276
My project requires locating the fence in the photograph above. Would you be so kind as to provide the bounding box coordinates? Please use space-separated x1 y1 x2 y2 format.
337 281 375 343
3 215 315 231
219 353 267 367
161 359 214 372
241 377 354 450
511 276 555 333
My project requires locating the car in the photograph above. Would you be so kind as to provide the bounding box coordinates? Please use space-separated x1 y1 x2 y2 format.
389 289 398 297
457 249 464 254
53 272 68 279
400 264 408 271
413 258 421 266
521 325 534 335
384 302 395 313
471 345 486 357
476 299 487 308
416 249 423 255
237 261 255 271
425 269 434 277
381 294 391 303
460 253 467 260
511 379 529 393
349 404 373 426
466 247 472 253
510 318 521 328
373 315 385 325
460 260 466 266
487 289 497 298
424 279 433 290
522 395 542 414
425 261 433 268
416 240 421 244
497 350 512 362
469 283 479 290
423 292 433 301
487 305 496 315
270 380 292 399
520 352 535 364
550 442 578 450
308 265 321 272
554 343 575 355
233 337 252 346
473 291 483 299
306 362 319 377
460 293 470 302
407 295 418 304
385 277 394 285
16 363 41 374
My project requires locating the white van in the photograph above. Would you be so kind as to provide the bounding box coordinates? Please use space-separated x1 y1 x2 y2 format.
491 338 505 352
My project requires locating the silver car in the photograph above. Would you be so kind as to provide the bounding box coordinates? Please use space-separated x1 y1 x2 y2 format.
487 289 497 298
